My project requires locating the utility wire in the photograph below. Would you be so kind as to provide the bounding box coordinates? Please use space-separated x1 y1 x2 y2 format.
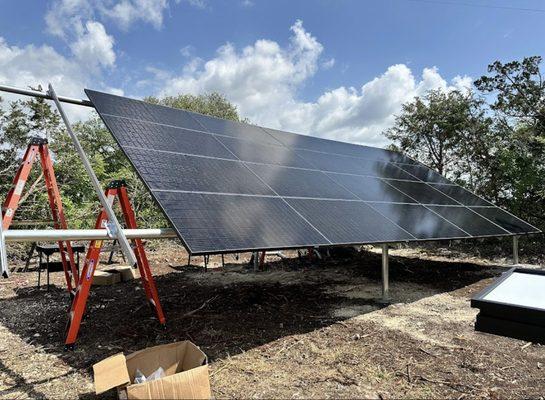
404 0 545 13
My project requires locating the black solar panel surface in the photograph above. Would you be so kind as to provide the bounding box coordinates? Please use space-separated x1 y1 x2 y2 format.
86 89 541 254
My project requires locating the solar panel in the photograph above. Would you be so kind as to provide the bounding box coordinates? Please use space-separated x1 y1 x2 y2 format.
86 89 541 254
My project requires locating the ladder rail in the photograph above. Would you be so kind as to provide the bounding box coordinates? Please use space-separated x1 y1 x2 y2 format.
38 144 79 290
2 144 40 230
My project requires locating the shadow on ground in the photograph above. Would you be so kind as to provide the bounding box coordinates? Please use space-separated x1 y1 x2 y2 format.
0 250 507 398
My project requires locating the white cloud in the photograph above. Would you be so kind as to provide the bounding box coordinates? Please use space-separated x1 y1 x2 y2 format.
0 34 126 121
71 21 116 71
180 45 194 57
152 20 471 147
46 0 180 35
0 37 94 120
321 58 335 70
101 0 169 31
45 0 94 38
180 0 207 9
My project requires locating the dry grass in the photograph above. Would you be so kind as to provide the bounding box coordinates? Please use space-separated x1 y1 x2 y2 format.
0 244 544 399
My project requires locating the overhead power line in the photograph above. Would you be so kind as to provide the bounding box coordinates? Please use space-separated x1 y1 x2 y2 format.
404 0 545 13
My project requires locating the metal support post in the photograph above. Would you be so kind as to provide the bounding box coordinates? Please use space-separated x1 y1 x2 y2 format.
381 243 390 301
0 221 8 278
48 84 137 267
253 251 259 271
513 235 519 265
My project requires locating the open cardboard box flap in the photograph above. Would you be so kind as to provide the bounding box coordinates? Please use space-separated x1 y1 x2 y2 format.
94 353 131 394
94 341 209 398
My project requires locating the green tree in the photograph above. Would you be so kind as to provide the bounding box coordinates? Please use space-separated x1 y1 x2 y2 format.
145 92 243 121
475 56 545 227
385 89 493 189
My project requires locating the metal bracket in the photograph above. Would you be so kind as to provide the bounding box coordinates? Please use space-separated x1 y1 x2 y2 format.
48 84 137 266
0 221 8 278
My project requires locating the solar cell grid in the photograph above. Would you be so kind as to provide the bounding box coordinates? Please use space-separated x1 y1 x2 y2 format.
264 127 416 164
295 149 416 180
325 174 417 203
385 180 459 205
428 183 491 207
394 163 452 184
426 206 509 236
88 90 204 131
247 163 357 200
154 191 329 253
102 115 236 159
86 89 540 254
368 202 470 239
193 113 281 145
123 147 275 195
286 199 415 243
470 207 539 234
215 135 315 169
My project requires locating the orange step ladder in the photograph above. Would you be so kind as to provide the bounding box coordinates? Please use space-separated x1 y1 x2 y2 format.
1 137 78 293
64 180 166 348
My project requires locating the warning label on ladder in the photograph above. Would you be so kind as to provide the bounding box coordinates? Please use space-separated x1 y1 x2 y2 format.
14 181 25 196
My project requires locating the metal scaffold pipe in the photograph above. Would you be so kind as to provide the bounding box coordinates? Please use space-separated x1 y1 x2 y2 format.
48 84 137 266
4 228 177 242
0 84 94 107
0 222 8 278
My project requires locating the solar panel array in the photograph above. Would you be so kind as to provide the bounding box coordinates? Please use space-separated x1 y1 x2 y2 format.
86 89 540 255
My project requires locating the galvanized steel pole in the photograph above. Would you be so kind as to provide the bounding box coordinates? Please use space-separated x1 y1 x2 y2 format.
0 222 8 278
513 235 519 265
381 243 390 301
0 84 93 107
4 228 177 242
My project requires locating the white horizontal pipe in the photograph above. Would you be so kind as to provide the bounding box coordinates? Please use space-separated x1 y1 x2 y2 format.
4 228 177 242
0 84 93 107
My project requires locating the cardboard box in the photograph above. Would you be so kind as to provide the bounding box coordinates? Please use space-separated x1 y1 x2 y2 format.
105 265 139 282
93 270 122 286
93 341 211 399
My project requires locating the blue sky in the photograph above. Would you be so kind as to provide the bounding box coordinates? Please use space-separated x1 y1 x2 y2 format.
1 0 544 146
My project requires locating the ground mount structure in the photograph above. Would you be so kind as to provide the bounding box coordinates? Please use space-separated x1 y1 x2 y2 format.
87 89 540 256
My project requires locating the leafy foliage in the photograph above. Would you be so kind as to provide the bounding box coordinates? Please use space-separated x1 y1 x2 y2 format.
387 56 545 232
145 92 243 121
385 89 493 185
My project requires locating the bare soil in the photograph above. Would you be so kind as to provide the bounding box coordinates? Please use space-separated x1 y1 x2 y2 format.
0 243 544 399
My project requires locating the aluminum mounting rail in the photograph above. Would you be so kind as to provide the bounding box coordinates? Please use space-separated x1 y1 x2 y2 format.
4 228 177 242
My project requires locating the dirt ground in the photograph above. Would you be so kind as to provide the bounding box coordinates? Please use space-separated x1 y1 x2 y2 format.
0 242 544 399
